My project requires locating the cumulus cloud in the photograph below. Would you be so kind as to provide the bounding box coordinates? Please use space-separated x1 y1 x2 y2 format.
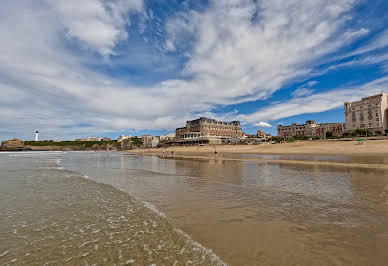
0 0 387 140
45 0 143 56
255 122 272 128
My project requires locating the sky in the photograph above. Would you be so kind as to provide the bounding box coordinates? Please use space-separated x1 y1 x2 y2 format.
1 0 388 140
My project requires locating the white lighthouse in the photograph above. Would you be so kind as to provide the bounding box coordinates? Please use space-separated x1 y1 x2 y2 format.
35 130 39 141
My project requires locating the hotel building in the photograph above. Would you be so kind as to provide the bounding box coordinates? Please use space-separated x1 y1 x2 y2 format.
277 120 345 139
175 117 243 144
344 92 388 133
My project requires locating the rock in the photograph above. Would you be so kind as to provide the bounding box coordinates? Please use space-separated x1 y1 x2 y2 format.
91 144 99 150
120 139 133 150
1 139 24 151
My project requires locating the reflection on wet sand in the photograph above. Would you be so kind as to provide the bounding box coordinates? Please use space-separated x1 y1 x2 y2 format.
61 152 388 265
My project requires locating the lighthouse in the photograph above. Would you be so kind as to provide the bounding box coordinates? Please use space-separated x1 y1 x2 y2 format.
35 130 39 141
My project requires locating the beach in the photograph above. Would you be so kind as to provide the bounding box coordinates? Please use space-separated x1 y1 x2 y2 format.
129 139 388 170
2 150 388 265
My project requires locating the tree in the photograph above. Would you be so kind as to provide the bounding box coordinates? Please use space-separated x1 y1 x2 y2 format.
325 131 333 138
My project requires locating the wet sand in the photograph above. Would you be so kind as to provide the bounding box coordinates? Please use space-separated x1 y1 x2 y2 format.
0 153 224 265
62 152 388 266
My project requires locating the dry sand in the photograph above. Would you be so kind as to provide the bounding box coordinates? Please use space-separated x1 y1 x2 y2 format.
129 139 388 170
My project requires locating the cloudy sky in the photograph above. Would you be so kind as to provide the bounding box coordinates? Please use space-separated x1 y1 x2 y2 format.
1 0 388 140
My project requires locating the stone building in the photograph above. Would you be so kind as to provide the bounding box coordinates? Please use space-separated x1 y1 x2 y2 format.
141 135 153 148
344 92 388 133
175 117 243 144
277 120 345 138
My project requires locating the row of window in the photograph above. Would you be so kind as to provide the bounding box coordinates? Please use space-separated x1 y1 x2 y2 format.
350 103 380 110
180 133 201 139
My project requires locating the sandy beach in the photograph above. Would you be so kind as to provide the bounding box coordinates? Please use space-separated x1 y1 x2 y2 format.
129 139 388 170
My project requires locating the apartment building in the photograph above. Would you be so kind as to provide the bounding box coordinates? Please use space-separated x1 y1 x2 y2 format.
344 92 388 133
141 135 153 148
277 120 345 138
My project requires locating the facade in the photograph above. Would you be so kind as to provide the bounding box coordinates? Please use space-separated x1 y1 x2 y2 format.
141 135 153 148
175 117 243 144
277 120 345 138
344 92 388 133
117 135 131 142
151 136 160 148
159 133 175 142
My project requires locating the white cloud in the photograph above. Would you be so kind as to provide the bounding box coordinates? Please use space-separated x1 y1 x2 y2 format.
239 77 388 124
344 28 370 39
45 0 143 56
0 0 386 140
292 80 318 97
256 122 272 128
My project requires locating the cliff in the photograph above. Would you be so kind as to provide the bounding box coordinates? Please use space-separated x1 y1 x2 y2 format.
1 139 24 151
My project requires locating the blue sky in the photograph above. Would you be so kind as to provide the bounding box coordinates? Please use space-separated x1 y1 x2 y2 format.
1 0 388 140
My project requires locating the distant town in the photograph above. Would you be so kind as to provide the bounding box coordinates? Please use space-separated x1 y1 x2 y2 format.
1 92 388 151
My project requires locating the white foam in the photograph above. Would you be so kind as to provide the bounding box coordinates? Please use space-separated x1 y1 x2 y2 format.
0 251 9 257
173 228 227 266
142 201 167 218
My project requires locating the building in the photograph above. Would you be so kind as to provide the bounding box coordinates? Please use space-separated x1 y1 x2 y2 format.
117 135 131 142
35 130 39 141
87 137 101 141
141 135 153 148
344 92 388 133
151 136 160 148
102 137 112 141
257 129 272 140
277 120 345 138
159 133 175 142
175 117 243 145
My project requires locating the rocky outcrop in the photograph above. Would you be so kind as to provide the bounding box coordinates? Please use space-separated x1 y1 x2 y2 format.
120 138 133 150
1 139 24 151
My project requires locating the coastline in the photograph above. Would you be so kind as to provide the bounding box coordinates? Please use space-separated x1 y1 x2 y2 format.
128 139 388 170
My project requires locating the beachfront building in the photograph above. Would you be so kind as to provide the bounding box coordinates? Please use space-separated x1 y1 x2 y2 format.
141 135 153 148
277 120 346 139
344 92 388 134
151 136 160 148
175 117 243 145
257 129 272 140
117 135 131 142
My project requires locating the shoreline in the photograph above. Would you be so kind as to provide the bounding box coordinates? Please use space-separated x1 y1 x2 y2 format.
130 153 388 171
128 139 388 170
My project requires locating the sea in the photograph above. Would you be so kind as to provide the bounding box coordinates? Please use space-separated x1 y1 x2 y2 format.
1 151 388 265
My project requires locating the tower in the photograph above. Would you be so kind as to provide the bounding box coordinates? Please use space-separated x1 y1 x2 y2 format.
35 130 39 141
